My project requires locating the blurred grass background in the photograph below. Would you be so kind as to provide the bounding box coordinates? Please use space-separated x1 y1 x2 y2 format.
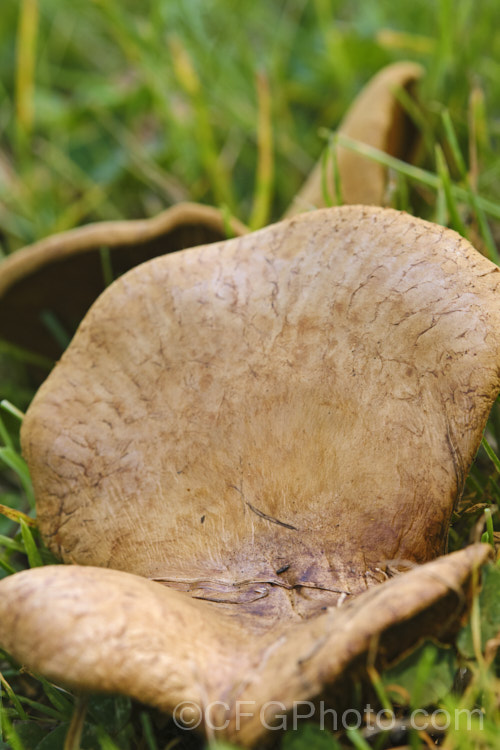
2 1 500 748
1 0 500 251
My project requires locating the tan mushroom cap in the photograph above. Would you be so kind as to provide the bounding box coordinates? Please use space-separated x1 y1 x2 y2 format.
0 202 246 379
285 61 423 216
1 205 500 744
22 205 500 600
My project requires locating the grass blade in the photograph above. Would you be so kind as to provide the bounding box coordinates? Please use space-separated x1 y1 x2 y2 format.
99 247 114 288
334 132 500 222
0 448 35 509
0 558 18 575
435 144 468 236
1 401 25 423
441 109 467 179
0 504 36 528
346 727 372 750
15 0 39 148
140 711 158 750
36 676 74 716
481 437 500 474
0 672 28 721
249 71 274 230
40 310 72 351
0 340 53 371
0 415 13 451
64 695 89 750
481 506 495 548
20 518 42 567
97 726 122 750
169 36 236 212
0 534 24 553
0 708 26 750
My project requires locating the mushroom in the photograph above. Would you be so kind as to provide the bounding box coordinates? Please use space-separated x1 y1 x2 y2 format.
0 202 246 383
1 205 500 745
285 61 423 216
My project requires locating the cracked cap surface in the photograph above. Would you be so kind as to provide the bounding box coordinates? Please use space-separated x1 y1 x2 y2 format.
20 205 500 618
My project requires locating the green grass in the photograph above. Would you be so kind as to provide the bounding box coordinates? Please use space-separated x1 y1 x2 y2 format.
2 0 500 748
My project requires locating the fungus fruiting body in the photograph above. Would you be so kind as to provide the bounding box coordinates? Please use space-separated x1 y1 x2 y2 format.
1 205 500 745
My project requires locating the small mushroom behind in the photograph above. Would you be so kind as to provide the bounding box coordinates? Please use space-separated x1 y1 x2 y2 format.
1 206 500 746
285 61 423 216
0 202 246 384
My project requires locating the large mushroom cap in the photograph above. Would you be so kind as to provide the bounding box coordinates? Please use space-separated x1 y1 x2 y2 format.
22 205 500 601
285 61 423 216
0 202 246 382
1 205 500 745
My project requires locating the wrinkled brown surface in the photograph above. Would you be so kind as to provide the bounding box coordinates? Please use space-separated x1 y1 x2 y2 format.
22 206 500 606
2 205 500 745
0 546 492 744
285 61 423 216
0 203 246 378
